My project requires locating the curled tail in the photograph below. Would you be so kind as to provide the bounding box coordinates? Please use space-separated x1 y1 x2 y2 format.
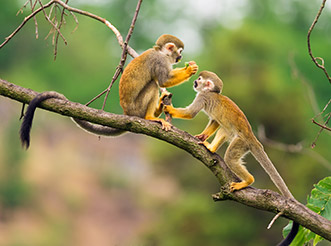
20 91 66 149
72 118 126 136
20 91 126 149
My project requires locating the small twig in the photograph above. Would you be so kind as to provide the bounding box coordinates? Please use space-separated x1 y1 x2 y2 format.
1 0 138 59
36 0 67 45
101 0 143 110
29 0 39 39
69 11 79 34
54 0 69 60
19 103 26 120
267 212 283 230
313 99 331 120
16 0 30 15
312 118 331 131
1 0 55 49
307 0 331 84
312 112 331 148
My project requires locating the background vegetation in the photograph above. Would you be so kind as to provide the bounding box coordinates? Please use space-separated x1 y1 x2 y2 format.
0 0 330 245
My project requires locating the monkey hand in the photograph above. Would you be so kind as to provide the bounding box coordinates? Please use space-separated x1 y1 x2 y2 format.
195 133 208 142
160 90 172 106
185 61 198 76
163 105 174 115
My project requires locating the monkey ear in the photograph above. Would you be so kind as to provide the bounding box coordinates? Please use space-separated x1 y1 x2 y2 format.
204 80 215 91
165 42 175 52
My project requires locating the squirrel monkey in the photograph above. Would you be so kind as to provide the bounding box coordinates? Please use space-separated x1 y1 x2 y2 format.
164 70 298 245
19 34 198 148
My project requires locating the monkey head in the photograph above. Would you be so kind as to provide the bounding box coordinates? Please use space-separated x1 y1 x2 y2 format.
154 34 184 64
194 71 223 94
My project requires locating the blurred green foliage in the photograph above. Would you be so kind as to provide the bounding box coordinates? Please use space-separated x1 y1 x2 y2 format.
283 177 331 245
0 0 330 245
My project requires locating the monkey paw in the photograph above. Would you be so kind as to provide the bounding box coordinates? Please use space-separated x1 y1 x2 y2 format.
161 121 172 131
198 141 216 153
163 105 173 114
230 182 248 192
186 61 198 75
195 133 208 142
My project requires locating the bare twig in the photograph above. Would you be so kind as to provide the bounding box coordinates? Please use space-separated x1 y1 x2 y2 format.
312 118 331 131
1 0 55 49
54 0 69 60
311 99 331 147
307 0 331 84
267 212 283 230
0 0 138 58
37 0 67 45
101 0 143 110
312 112 331 148
29 0 39 39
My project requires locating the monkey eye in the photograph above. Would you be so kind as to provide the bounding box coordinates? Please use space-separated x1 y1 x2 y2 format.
198 77 201 80
178 48 183 54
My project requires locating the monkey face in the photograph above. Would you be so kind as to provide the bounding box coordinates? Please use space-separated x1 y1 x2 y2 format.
196 71 223 93
193 76 204 92
161 43 183 64
194 76 216 93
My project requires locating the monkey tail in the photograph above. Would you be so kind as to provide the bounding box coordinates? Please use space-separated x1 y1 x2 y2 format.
250 141 299 246
72 118 126 137
250 142 293 199
20 91 66 149
277 221 299 246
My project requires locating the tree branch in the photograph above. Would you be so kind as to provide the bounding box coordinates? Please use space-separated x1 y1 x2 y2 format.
1 78 330 241
307 0 331 84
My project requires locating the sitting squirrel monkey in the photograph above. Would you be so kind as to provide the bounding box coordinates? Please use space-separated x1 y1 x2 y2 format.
164 70 298 246
19 34 198 148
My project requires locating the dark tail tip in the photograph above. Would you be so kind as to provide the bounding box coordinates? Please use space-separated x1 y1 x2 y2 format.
277 221 299 246
19 108 34 149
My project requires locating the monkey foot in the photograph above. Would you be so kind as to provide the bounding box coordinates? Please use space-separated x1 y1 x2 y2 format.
230 181 249 192
198 141 216 153
195 133 208 142
161 120 172 131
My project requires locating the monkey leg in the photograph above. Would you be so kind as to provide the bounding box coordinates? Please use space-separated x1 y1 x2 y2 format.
195 120 220 142
161 63 198 88
203 128 227 153
154 90 172 117
144 96 172 131
224 137 254 192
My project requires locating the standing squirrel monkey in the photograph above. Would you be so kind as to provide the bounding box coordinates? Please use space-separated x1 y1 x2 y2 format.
19 34 198 148
164 71 298 245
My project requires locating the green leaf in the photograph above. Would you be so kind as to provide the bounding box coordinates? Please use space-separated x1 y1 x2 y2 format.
282 177 331 245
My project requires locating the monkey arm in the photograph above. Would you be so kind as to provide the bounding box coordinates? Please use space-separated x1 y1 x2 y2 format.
163 105 194 119
160 62 198 88
195 120 219 142
164 94 204 119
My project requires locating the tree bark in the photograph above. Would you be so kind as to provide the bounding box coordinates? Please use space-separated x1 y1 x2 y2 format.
1 78 331 241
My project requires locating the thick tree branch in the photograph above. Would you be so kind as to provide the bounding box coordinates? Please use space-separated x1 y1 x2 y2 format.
1 78 330 241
